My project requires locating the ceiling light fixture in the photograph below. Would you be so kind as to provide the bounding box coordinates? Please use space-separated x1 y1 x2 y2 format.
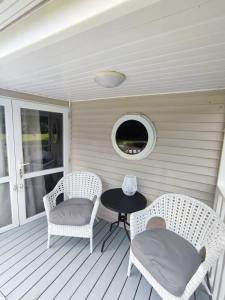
94 70 126 88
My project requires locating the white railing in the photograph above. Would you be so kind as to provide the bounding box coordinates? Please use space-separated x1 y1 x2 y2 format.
210 184 225 300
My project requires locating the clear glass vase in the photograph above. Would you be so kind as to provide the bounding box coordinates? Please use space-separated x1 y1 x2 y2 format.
122 175 137 196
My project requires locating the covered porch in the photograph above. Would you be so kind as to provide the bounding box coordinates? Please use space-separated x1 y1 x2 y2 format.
0 1 225 300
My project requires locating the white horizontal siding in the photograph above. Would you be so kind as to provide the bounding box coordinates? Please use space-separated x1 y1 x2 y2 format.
0 89 68 106
71 91 225 219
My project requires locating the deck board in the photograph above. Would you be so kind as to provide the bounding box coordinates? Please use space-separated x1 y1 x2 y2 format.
70 231 127 300
40 222 110 300
0 229 47 282
0 220 46 253
54 227 122 300
25 221 107 300
0 218 44 244
134 276 152 300
0 218 209 300
119 266 142 300
87 239 129 300
0 225 47 265
102 250 130 300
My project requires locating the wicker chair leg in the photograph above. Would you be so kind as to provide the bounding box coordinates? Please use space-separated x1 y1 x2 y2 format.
90 237 93 254
47 234 51 249
127 256 132 277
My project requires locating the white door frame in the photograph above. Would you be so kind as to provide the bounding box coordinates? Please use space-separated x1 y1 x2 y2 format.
0 98 19 233
13 99 69 224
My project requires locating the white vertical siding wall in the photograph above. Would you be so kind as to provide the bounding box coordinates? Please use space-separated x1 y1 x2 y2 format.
71 91 225 220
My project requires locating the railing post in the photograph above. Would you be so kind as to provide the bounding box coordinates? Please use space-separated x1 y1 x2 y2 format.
211 130 225 300
211 187 225 300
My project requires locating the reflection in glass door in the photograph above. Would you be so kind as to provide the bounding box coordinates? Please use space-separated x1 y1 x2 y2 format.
14 101 68 224
21 108 64 219
0 99 19 232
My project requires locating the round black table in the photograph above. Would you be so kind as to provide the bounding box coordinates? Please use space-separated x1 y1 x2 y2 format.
101 188 147 252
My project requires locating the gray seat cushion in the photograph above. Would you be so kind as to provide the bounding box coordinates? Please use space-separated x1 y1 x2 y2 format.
49 198 93 226
131 229 201 297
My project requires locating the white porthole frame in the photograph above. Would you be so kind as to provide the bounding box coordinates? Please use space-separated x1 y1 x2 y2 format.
111 114 156 160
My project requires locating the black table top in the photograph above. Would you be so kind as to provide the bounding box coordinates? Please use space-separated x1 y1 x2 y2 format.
101 188 147 214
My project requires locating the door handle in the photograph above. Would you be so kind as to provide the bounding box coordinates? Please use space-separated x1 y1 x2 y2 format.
18 161 30 178
18 162 30 167
19 168 23 179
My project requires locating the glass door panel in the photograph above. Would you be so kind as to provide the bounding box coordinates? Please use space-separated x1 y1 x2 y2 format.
0 106 8 177
0 100 19 232
25 172 63 218
14 101 68 224
0 183 12 227
21 109 63 173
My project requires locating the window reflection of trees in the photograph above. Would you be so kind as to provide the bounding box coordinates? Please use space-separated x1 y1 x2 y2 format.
0 106 8 176
116 120 148 155
21 109 63 172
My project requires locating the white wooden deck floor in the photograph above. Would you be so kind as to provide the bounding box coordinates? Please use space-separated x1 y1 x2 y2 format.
0 218 209 300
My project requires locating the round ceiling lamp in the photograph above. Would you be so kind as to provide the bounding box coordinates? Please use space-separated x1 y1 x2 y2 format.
94 70 126 88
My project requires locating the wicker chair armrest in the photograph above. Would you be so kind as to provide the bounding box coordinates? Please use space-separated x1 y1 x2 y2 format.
130 203 158 240
183 262 208 298
90 197 100 228
43 179 64 219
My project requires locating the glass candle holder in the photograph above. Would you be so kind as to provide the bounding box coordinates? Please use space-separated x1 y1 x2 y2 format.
122 175 137 196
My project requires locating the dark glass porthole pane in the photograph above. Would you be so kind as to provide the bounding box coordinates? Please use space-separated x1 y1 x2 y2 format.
116 120 148 155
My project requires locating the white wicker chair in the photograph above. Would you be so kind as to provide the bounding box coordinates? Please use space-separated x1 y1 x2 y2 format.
43 172 102 253
128 193 225 300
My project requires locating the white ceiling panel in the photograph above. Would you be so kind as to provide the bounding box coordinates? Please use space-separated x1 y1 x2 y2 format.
0 0 225 101
0 0 47 31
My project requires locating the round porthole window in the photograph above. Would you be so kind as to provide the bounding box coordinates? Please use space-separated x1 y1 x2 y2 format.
112 114 156 160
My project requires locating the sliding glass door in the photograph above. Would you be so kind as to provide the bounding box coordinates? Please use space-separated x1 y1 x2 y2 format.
0 98 19 232
0 98 68 230
13 101 68 224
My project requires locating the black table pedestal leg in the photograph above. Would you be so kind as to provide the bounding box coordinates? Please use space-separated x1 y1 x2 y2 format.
101 221 119 252
101 213 131 252
110 221 119 231
123 221 131 241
